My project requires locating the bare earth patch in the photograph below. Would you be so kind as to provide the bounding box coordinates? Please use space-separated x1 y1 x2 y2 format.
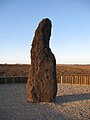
0 84 90 120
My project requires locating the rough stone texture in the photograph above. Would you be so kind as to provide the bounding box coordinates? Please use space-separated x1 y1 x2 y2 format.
27 18 57 102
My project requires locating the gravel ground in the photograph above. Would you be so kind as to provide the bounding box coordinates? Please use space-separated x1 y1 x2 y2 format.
0 83 90 120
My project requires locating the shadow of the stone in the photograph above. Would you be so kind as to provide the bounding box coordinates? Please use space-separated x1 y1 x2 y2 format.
56 93 90 104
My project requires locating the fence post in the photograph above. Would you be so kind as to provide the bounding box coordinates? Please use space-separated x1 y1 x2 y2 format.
71 76 73 84
88 76 90 85
61 76 62 84
5 76 6 84
84 76 86 85
13 77 14 84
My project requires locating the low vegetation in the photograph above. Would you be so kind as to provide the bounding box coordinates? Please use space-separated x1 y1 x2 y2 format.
0 64 90 77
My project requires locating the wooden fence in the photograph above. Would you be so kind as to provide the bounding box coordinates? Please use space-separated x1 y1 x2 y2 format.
57 75 90 85
0 76 28 84
0 75 90 85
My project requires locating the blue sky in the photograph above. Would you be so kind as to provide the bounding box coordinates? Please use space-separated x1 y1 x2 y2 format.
0 0 90 64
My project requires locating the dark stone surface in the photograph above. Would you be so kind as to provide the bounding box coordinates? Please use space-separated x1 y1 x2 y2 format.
27 18 57 102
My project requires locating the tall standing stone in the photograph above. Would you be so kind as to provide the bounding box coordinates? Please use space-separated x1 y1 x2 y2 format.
27 18 57 102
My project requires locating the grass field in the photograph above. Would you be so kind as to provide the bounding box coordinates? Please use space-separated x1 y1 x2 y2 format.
0 64 90 77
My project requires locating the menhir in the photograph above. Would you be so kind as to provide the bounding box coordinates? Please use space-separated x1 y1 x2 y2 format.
27 18 57 102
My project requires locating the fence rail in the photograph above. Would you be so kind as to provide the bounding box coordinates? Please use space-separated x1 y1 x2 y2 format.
0 76 28 84
57 75 90 85
0 75 90 85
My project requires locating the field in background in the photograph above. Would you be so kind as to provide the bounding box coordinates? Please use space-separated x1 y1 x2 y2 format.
0 64 90 76
0 64 90 85
0 64 29 77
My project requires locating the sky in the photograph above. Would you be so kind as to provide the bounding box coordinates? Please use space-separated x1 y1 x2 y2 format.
0 0 90 64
